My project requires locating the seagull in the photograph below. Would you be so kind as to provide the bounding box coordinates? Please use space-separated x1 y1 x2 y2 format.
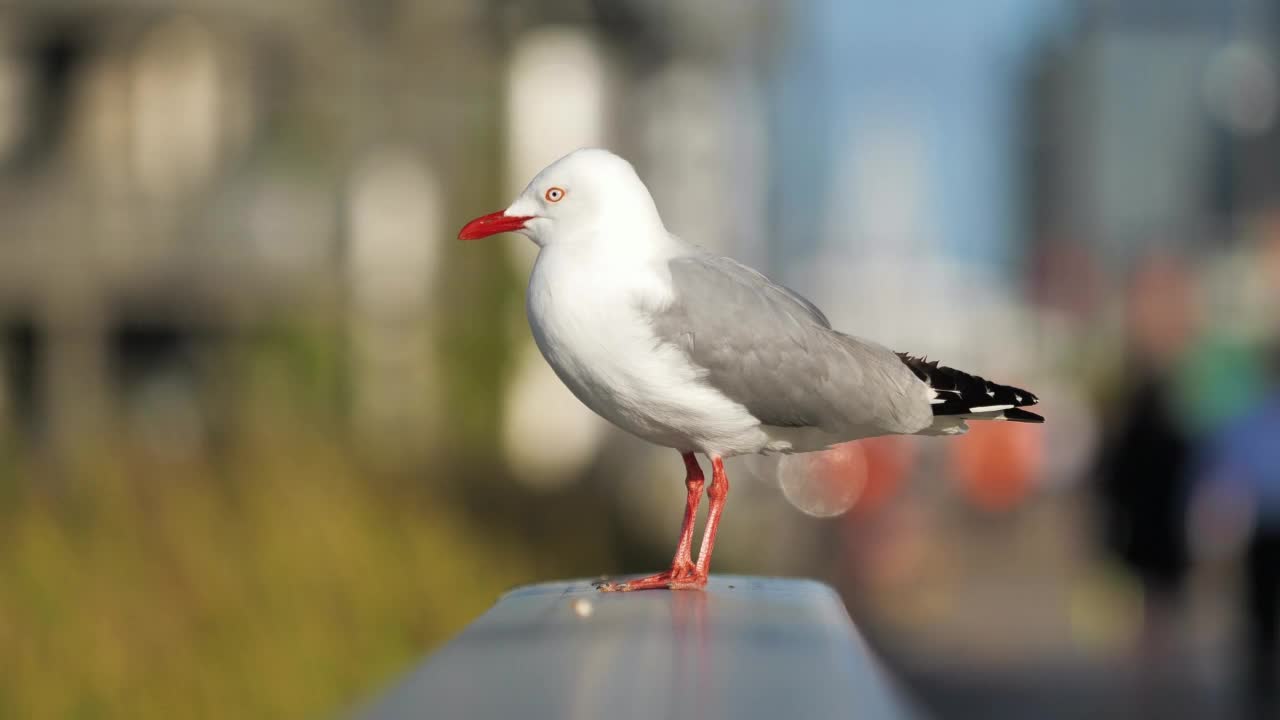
459 148 1043 591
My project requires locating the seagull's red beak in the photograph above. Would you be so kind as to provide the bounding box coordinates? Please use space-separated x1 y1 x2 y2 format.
457 211 535 241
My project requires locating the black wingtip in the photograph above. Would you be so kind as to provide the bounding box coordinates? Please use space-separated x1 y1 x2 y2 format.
898 352 1043 422
1003 408 1045 423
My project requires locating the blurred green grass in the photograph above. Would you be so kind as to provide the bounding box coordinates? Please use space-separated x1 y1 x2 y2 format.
0 319 609 719
0 446 533 719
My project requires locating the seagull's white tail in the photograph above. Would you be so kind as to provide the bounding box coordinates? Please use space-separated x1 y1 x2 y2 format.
896 353 1043 436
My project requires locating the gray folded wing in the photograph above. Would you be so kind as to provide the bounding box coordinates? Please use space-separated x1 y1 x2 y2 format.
649 254 932 435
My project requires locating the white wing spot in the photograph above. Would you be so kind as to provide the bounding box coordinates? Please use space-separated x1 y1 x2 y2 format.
968 404 1014 413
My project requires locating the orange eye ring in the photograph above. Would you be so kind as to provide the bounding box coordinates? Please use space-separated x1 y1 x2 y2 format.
545 187 565 202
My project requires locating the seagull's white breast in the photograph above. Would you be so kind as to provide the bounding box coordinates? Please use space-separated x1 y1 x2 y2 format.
525 245 768 456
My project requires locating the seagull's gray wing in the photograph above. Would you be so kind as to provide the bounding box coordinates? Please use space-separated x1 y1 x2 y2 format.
649 254 932 435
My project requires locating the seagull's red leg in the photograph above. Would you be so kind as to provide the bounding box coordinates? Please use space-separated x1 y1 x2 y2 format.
693 456 729 578
598 452 705 592
669 452 705 572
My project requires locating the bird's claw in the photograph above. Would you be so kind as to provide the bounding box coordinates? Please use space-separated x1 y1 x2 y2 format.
595 564 706 592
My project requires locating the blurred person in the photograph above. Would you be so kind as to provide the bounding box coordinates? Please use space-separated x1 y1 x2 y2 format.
1094 372 1194 647
1092 256 1199 710
1199 339 1280 717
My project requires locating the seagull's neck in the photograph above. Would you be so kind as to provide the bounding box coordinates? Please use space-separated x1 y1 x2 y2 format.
543 219 690 271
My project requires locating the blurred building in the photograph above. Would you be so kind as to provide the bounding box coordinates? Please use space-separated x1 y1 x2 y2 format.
1032 0 1280 261
0 1 779 471
0 3 484 459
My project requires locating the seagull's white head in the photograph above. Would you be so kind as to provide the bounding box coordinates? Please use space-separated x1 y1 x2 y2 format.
458 148 665 248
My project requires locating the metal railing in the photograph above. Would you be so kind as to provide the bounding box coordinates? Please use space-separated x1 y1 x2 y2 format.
356 576 919 720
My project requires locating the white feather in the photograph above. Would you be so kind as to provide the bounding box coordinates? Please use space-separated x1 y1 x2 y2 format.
524 189 769 456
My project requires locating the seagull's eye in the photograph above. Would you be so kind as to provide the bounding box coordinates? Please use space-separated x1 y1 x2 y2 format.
544 187 565 203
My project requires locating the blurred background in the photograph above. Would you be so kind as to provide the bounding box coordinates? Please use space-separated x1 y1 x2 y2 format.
2 0 1280 718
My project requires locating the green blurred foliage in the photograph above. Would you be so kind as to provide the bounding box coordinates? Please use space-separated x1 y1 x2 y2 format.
0 319 610 720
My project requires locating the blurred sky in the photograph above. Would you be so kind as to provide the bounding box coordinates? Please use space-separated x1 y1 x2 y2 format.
773 0 1070 270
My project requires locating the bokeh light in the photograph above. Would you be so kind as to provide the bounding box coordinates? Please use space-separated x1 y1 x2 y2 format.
779 441 867 518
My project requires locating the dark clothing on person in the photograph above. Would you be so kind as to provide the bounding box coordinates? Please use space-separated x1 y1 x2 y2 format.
1095 375 1194 595
1246 529 1280 709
